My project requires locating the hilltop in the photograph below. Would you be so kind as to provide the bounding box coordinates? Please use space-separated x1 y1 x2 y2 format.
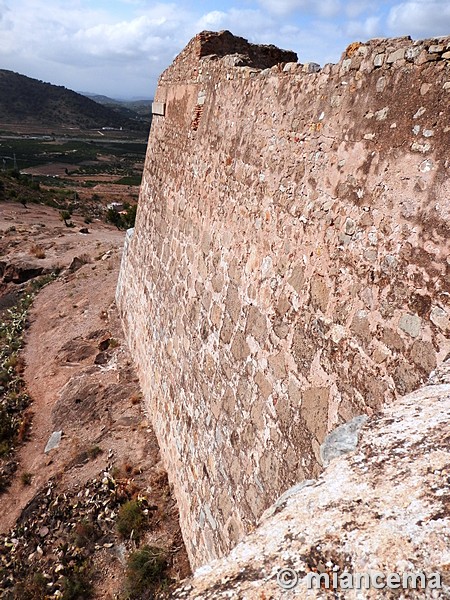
0 69 149 132
82 93 152 124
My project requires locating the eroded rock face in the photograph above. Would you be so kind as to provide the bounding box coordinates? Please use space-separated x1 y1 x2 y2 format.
117 31 450 567
173 361 450 598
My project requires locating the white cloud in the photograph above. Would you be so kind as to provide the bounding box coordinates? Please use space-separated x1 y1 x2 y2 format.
2 0 447 99
344 1 377 18
345 15 381 38
196 8 273 40
387 0 450 36
258 0 341 18
197 10 228 29
0 1 193 96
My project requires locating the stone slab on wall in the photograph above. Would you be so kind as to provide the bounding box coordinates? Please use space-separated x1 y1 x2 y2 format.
117 31 450 568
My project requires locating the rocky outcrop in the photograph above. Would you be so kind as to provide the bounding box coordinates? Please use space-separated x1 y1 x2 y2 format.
173 360 450 598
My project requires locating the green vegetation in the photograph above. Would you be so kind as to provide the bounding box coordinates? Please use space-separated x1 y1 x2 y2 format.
116 498 149 540
62 561 93 600
124 545 168 599
106 204 137 230
0 170 77 212
0 272 59 481
0 68 149 133
88 445 103 460
13 572 48 600
72 519 98 550
115 174 142 186
0 138 147 171
60 209 74 227
20 471 33 486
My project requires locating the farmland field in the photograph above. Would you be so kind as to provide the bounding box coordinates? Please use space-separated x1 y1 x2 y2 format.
0 127 149 215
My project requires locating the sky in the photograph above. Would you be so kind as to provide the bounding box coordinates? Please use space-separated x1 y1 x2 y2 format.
0 0 449 99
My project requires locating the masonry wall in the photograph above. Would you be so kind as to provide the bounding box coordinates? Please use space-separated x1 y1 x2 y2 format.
117 31 450 568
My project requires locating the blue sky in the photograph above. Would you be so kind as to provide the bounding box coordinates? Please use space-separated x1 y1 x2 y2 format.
0 0 449 99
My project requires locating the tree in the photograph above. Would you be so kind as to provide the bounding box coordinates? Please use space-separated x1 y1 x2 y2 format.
60 210 73 227
106 208 122 230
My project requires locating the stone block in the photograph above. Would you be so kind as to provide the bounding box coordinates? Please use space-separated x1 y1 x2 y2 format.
398 313 421 338
387 48 405 63
373 53 385 67
303 62 321 73
245 305 268 345
301 387 329 442
230 331 250 361
405 46 421 61
428 44 444 53
320 415 368 466
283 62 298 73
152 101 166 116
430 306 450 332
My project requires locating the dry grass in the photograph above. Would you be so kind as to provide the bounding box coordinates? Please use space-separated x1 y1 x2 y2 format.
30 244 46 259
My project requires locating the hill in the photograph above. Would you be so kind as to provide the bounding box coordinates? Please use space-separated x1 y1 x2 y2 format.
82 93 152 123
0 70 149 132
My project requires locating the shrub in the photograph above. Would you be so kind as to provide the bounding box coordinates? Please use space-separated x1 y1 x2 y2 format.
21 471 33 486
116 499 148 540
59 210 73 227
30 244 46 259
72 519 97 550
124 545 168 599
13 572 47 600
87 445 102 460
62 563 93 600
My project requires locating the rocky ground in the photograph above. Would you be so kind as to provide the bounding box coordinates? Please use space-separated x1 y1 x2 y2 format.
0 202 190 598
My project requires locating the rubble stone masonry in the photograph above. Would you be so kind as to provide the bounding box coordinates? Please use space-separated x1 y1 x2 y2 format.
116 30 450 568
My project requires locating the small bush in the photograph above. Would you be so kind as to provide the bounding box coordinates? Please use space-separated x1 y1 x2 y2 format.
124 545 168 599
87 445 102 460
72 519 97 549
30 244 46 259
62 563 93 600
116 499 148 540
21 471 33 486
59 210 74 227
17 410 33 443
130 391 142 406
13 572 47 600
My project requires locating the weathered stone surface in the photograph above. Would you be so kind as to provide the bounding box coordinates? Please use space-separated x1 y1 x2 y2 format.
399 313 422 338
430 306 450 333
387 48 405 63
44 431 62 453
173 362 450 598
117 31 450 568
320 414 368 466
303 62 320 73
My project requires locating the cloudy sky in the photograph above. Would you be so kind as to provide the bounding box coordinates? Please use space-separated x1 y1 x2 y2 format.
0 0 449 99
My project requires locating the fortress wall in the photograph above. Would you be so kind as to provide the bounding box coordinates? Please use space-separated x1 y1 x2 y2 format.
117 31 450 568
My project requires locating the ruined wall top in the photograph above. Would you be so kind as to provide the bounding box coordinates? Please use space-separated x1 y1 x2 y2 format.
160 30 297 82
158 29 450 87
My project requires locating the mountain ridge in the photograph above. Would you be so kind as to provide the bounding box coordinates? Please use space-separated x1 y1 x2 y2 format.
0 69 149 132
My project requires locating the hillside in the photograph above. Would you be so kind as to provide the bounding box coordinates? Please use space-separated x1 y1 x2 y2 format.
0 70 149 132
83 93 152 124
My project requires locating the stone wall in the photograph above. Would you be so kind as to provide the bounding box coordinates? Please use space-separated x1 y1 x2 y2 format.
116 30 450 568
